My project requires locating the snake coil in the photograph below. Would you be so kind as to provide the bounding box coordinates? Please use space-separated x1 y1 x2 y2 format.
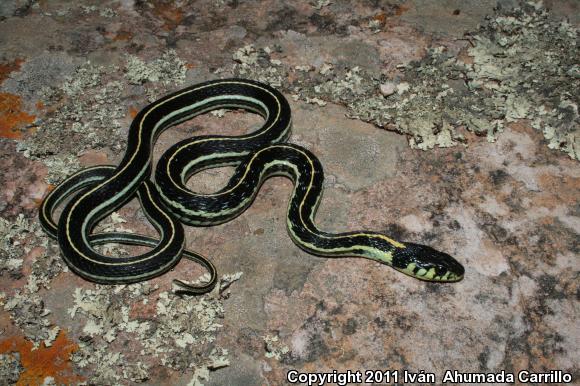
40 79 464 295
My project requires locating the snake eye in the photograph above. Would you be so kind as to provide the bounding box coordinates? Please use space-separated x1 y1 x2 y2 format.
393 243 464 282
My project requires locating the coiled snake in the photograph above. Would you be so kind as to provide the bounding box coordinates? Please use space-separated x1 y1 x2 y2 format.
40 79 464 295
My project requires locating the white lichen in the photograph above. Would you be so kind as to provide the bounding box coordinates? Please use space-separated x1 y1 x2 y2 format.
3 291 55 348
0 353 23 384
67 273 242 383
264 334 290 361
224 2 578 159
125 50 188 86
232 44 286 87
18 62 128 173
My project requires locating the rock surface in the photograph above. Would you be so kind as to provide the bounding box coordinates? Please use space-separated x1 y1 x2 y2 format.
0 0 578 385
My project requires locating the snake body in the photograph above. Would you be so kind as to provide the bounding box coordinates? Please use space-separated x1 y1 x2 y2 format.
40 78 464 293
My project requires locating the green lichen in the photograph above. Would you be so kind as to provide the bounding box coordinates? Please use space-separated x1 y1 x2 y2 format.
17 62 126 177
125 50 187 86
228 43 483 150
68 273 242 384
18 50 192 181
0 215 30 277
0 214 59 284
187 347 229 386
2 290 60 348
344 50 502 150
466 2 579 160
232 45 287 88
263 334 290 360
0 214 65 347
0 352 22 384
42 154 81 185
225 2 578 159
311 0 332 10
349 1 579 157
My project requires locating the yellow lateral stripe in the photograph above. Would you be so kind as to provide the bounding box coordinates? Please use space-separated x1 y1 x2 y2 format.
65 80 271 266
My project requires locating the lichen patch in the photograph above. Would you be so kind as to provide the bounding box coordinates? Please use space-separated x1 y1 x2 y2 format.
0 331 82 386
226 2 578 160
0 93 35 139
65 273 242 384
0 58 24 85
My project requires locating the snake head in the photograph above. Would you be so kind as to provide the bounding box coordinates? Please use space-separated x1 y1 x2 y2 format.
392 243 464 282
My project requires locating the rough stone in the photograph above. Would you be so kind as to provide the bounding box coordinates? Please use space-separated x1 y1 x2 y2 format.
0 0 578 384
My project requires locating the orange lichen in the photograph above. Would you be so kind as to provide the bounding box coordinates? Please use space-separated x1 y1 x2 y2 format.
0 331 84 385
151 1 185 31
0 93 36 139
129 106 139 118
393 4 410 16
373 4 410 28
373 12 387 24
114 30 133 41
0 58 24 85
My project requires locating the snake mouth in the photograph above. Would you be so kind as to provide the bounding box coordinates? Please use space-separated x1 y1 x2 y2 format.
392 243 465 282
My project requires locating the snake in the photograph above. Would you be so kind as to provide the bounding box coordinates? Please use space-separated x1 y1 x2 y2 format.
39 78 464 294
39 165 216 295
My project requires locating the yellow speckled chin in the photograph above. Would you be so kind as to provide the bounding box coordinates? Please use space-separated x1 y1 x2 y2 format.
397 262 462 282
